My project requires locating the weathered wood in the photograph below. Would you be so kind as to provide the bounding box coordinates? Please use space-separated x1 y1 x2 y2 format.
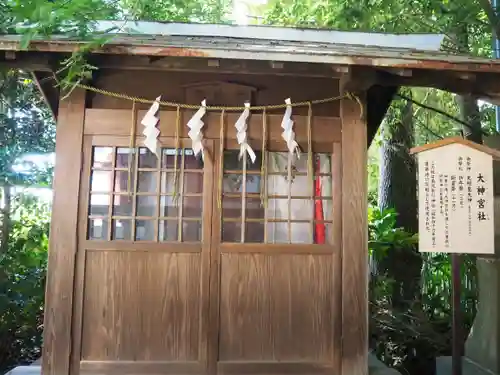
42 88 86 375
92 55 345 78
332 141 343 375
83 109 342 147
340 94 368 375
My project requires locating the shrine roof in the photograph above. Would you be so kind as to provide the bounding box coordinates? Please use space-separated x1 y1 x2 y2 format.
411 137 500 160
1 21 500 74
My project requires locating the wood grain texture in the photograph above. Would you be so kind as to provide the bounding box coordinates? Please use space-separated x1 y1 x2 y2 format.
218 254 334 362
332 141 343 374
91 70 340 117
81 251 202 362
217 361 334 375
79 360 202 374
83 109 341 147
340 96 368 375
42 88 86 375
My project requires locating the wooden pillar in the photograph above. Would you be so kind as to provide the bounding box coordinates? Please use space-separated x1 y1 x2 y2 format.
42 88 86 375
340 93 368 375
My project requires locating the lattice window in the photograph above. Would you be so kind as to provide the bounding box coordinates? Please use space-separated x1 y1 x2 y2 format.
221 150 333 244
87 146 204 242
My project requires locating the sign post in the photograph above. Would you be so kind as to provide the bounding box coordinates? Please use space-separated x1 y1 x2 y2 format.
411 137 500 375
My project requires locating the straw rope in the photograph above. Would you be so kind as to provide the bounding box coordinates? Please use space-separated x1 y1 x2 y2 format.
218 109 226 210
172 105 181 204
127 100 137 198
76 82 360 111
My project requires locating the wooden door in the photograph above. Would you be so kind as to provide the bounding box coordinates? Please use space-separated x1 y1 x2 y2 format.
210 144 342 375
72 136 214 375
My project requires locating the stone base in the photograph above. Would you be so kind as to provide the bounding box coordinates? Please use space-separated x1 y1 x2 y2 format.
4 366 41 375
436 356 499 375
4 355 398 375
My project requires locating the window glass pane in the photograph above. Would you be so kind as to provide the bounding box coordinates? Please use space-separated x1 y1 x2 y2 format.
137 171 158 193
182 221 201 241
137 195 157 216
222 221 241 242
161 148 181 169
112 219 132 240
224 150 262 170
135 220 155 241
184 149 204 170
183 196 203 218
222 196 242 219
245 222 264 243
116 147 134 168
246 175 261 194
266 222 313 244
113 194 133 216
290 223 313 243
92 147 113 169
89 194 109 216
267 173 313 196
159 220 179 241
315 154 332 176
314 222 333 245
138 147 157 168
314 199 333 221
266 222 288 243
160 196 179 217
223 174 261 194
267 198 288 220
90 171 112 192
88 218 108 240
114 170 134 193
223 173 243 193
160 172 179 194
183 173 203 194
247 197 264 219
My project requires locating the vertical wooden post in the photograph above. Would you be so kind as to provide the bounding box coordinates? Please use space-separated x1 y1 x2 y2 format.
341 93 368 375
42 88 86 375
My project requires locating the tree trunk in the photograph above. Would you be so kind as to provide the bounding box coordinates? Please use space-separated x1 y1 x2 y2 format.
377 91 421 307
0 183 11 254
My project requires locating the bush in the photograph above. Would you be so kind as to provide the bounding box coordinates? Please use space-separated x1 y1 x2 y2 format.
368 207 477 375
0 194 49 373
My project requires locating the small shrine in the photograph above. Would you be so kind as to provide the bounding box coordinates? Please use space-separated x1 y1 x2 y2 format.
2 21 500 375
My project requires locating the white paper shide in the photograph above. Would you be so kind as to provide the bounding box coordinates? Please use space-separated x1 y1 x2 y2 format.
141 96 161 156
416 143 495 254
281 98 300 158
235 102 256 163
187 100 207 159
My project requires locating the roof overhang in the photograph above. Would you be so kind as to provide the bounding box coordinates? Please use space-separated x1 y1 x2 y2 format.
2 21 500 141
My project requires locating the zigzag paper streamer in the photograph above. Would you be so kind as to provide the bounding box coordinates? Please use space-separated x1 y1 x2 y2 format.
187 100 207 159
281 98 300 158
235 102 256 163
140 96 161 156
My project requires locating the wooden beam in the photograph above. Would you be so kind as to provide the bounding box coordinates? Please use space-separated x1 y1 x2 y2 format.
340 93 368 375
366 85 399 145
42 88 86 375
91 55 345 78
32 71 60 119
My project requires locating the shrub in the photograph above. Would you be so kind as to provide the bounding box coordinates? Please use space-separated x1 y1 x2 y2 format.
0 194 49 373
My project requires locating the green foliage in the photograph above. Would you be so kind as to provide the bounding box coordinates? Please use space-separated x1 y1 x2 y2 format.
368 206 418 263
368 207 477 373
0 194 50 373
0 0 232 89
0 70 55 188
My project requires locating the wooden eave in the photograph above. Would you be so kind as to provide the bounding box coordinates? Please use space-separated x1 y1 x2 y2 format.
410 136 500 160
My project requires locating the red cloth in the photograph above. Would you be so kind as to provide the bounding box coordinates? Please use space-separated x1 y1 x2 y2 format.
314 156 325 244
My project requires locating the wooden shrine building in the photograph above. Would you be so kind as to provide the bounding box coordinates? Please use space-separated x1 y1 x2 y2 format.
2 21 500 375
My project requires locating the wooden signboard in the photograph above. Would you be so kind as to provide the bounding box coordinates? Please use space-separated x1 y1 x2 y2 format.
411 137 500 255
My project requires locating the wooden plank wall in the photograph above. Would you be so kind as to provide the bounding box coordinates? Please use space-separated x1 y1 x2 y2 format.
341 94 368 375
42 88 87 375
